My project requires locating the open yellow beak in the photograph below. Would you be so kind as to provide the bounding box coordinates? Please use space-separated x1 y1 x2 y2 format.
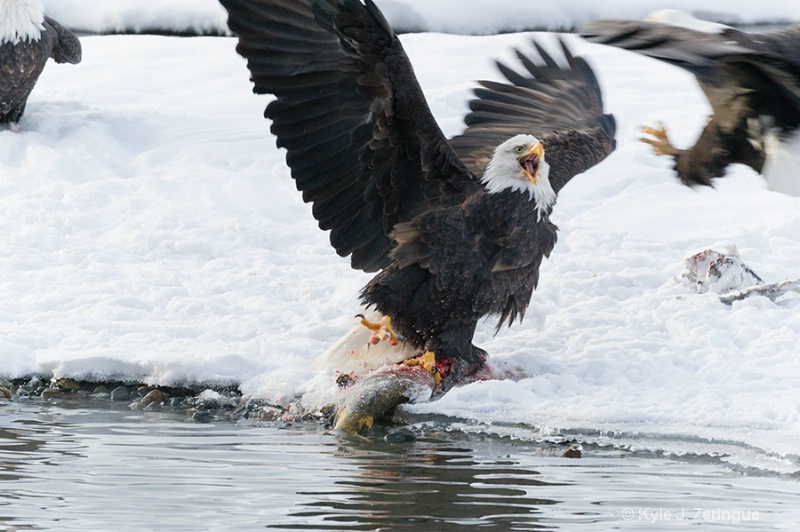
519 142 544 185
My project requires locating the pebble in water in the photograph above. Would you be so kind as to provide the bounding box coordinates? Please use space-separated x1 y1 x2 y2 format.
192 411 215 423
137 385 155 397
140 389 167 409
110 386 131 402
3 376 299 426
56 379 82 391
562 444 583 459
41 389 78 400
385 428 417 444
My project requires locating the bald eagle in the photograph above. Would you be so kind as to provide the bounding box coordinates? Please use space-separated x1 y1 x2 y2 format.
580 10 800 195
221 0 615 391
0 0 82 130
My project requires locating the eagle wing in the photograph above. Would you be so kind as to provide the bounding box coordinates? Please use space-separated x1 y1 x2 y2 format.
44 16 82 65
449 38 616 193
220 0 478 273
1 17 79 125
579 20 800 127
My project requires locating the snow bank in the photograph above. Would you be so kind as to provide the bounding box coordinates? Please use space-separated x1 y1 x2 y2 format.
42 0 800 36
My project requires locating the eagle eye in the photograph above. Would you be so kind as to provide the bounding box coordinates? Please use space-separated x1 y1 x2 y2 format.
514 145 524 154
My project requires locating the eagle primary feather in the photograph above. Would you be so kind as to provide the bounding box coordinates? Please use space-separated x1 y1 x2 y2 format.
221 0 615 389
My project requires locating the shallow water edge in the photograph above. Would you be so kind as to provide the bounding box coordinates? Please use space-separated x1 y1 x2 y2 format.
2 400 799 531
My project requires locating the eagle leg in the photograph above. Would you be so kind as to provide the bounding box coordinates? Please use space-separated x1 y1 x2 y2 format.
356 314 405 346
640 123 680 156
404 346 488 394
437 346 489 393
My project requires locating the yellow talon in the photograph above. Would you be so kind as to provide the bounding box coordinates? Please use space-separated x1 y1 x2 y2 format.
403 351 442 386
639 122 680 156
418 350 436 371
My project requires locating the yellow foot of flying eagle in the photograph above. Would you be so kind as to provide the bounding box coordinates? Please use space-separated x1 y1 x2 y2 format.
640 123 680 156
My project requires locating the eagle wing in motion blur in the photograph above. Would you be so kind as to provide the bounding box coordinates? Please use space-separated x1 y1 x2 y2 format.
581 10 800 195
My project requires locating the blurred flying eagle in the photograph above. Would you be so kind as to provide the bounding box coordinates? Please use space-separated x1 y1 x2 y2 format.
0 0 82 130
580 10 800 195
220 0 615 390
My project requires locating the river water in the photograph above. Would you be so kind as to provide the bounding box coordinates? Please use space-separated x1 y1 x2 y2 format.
1 400 798 531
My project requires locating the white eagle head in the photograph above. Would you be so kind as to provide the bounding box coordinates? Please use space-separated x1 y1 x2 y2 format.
0 0 45 45
644 9 728 34
482 133 556 219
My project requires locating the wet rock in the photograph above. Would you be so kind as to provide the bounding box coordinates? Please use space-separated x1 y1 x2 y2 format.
56 379 82 391
188 389 239 412
168 397 183 408
137 385 156 397
5 377 262 424
192 411 215 423
42 389 78 400
14 388 32 398
141 389 166 408
385 428 417 444
253 405 286 422
19 383 46 396
562 444 583 458
110 386 131 402
26 377 46 396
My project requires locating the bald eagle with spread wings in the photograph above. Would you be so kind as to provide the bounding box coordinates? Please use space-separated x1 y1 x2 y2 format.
220 0 615 392
580 10 800 195
0 0 82 130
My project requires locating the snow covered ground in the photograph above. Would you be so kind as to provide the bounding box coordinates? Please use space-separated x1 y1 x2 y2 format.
3 6 800 474
42 0 800 35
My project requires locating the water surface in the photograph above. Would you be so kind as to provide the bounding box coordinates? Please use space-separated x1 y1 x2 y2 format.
1 400 798 530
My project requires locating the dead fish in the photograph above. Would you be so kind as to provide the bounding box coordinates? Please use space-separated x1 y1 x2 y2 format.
334 363 437 435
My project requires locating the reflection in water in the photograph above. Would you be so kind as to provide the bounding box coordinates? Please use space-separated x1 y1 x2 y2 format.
284 435 561 530
1 401 799 531
292 434 556 530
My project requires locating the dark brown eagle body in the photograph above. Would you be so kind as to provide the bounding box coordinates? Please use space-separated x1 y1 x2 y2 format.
221 0 615 387
366 188 559 377
1 13 81 126
580 13 800 192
